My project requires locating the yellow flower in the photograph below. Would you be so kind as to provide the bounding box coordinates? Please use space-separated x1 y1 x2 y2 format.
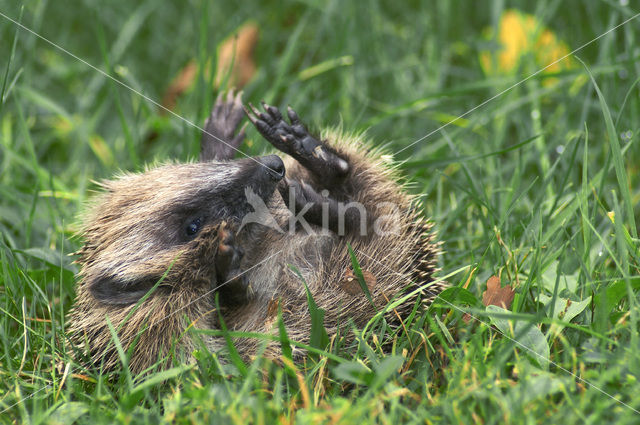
480 10 574 85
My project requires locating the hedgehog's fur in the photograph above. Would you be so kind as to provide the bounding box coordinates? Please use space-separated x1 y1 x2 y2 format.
68 91 445 374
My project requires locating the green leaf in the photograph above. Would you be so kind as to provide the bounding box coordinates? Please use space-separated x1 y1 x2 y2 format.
333 360 372 386
289 265 329 351
538 293 591 323
487 305 549 369
371 356 405 389
511 371 566 407
580 338 608 363
277 304 293 360
540 261 578 294
17 247 76 273
434 286 482 307
215 296 248 377
593 278 640 322
347 244 375 306
131 365 192 394
46 402 89 425
334 355 404 389
106 316 133 390
434 314 455 345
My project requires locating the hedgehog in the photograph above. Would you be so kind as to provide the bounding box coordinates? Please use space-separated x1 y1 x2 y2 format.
67 90 445 374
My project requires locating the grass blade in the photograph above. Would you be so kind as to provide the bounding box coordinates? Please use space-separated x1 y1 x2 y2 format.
579 58 637 238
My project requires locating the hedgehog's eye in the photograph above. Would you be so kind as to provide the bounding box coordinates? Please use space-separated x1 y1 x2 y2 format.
185 217 203 237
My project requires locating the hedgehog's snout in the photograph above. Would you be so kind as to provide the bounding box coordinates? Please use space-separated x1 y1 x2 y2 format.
257 154 285 181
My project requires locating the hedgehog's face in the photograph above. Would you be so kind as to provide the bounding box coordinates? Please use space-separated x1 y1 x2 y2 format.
79 155 285 306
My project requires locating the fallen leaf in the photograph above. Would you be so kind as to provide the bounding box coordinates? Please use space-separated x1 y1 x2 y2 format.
71 373 94 382
482 275 515 309
160 22 259 113
214 22 258 89
161 60 198 112
340 269 376 295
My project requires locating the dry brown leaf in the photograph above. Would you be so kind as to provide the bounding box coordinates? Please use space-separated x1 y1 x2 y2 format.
161 60 198 112
482 275 515 309
340 269 377 295
160 22 259 113
214 22 258 89
71 373 94 382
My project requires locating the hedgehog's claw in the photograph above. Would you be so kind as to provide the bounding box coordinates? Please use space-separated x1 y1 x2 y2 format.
248 103 262 120
201 88 246 161
262 101 283 122
243 105 256 123
286 106 301 125
247 103 350 181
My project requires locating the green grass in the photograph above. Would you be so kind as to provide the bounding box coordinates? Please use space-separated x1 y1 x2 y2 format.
1 0 640 423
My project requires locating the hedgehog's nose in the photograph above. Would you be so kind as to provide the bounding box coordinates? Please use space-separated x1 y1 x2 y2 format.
259 155 285 181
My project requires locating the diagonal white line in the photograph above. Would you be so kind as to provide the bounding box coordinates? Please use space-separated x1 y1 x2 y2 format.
354 248 640 415
2 5 639 416
0 384 51 415
102 247 285 371
394 11 640 156
0 247 283 414
0 10 286 411
156 248 283 325
0 10 279 174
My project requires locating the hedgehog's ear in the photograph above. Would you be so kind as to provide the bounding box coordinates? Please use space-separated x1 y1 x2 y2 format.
89 275 159 305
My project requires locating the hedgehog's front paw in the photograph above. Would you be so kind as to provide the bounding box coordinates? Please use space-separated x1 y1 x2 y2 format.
245 102 349 181
215 222 244 285
201 89 247 161
214 222 249 305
